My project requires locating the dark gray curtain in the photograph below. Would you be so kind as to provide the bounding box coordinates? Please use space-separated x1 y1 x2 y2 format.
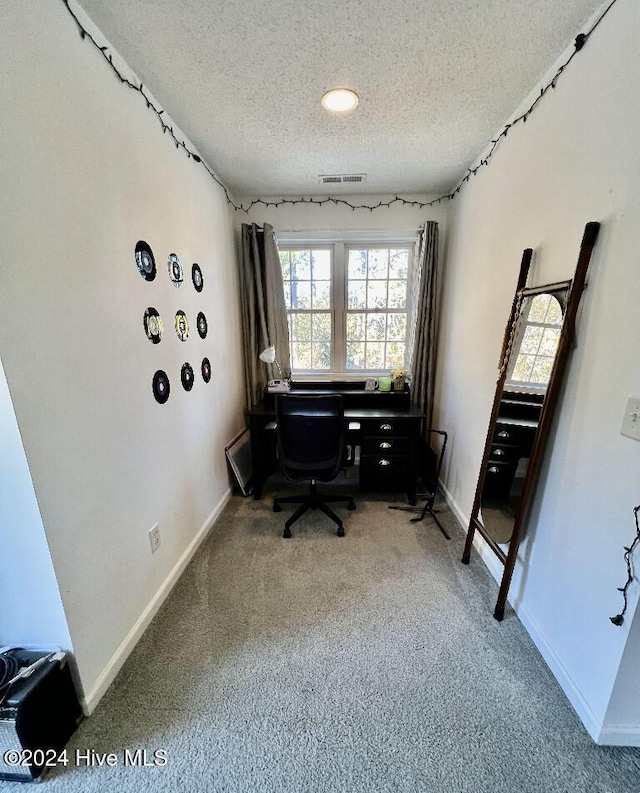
239 223 291 409
410 222 440 431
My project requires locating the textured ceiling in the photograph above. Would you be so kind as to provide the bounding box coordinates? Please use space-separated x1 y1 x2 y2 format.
75 0 606 196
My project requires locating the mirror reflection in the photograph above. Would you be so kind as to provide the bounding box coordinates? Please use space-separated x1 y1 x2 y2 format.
479 289 567 544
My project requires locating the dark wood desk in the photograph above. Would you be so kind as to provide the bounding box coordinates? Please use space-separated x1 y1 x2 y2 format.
246 382 424 504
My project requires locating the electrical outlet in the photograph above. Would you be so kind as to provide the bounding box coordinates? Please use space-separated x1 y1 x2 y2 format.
621 396 640 442
148 523 161 554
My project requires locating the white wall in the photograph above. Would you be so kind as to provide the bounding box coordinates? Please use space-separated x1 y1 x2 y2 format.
238 194 448 235
0 358 72 650
0 1 245 710
437 0 640 744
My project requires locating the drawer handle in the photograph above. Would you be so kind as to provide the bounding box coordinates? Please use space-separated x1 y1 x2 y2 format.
494 448 505 457
497 430 510 439
379 441 392 449
380 423 393 431
378 459 391 467
488 466 499 474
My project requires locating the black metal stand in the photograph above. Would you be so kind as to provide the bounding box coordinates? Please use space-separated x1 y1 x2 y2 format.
389 428 450 539
389 495 451 539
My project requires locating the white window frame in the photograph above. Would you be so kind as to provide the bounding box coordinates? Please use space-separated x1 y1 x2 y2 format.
276 230 420 379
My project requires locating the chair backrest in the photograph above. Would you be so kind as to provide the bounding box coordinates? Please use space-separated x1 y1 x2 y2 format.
275 394 345 482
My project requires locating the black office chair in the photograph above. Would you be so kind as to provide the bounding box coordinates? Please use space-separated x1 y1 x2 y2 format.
273 394 356 538
388 428 450 539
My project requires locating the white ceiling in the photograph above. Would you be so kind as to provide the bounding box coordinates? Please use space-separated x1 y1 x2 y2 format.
75 0 605 197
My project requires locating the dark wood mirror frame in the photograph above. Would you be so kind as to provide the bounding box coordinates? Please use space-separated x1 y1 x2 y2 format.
462 221 601 621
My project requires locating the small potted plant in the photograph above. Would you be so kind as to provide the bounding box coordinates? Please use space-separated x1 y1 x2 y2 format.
391 368 409 392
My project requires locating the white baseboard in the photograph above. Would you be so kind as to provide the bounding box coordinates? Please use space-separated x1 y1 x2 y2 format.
81 488 232 714
596 725 640 747
438 481 640 746
438 481 504 586
515 605 640 746
515 601 603 743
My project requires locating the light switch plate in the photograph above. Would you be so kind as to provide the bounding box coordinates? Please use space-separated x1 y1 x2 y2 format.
621 396 640 441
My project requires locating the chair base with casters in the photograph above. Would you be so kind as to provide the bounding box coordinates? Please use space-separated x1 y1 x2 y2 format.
274 480 356 538
388 428 450 540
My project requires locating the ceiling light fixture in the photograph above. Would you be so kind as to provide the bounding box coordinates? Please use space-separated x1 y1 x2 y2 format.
321 88 359 114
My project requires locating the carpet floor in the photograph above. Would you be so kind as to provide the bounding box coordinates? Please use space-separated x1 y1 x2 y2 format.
20 478 640 792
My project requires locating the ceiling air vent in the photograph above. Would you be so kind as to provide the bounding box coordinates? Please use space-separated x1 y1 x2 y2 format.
318 173 367 185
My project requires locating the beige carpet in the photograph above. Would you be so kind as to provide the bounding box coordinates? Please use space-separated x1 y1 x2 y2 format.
31 477 640 792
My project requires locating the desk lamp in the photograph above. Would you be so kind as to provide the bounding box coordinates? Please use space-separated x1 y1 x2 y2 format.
259 345 290 392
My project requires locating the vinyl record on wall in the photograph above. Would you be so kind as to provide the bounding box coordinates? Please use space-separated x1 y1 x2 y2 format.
143 307 163 343
181 362 195 391
196 311 208 339
167 253 184 287
152 370 170 404
201 357 211 383
135 241 156 281
192 262 204 292
175 310 189 341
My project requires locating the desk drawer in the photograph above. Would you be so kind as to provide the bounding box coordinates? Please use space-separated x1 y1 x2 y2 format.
488 442 519 464
360 454 408 492
494 422 536 449
361 435 409 455
359 419 410 437
482 460 516 499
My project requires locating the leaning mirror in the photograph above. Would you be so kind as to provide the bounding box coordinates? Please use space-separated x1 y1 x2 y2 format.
462 222 600 621
479 285 568 546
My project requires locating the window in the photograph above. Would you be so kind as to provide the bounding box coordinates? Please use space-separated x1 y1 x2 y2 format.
278 233 417 374
280 248 332 370
507 293 563 388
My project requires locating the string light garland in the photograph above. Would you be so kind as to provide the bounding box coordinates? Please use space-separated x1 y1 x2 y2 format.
610 505 640 627
61 0 619 213
60 0 237 208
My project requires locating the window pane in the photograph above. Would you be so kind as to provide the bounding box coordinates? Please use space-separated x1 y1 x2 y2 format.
366 312 386 341
367 281 387 308
283 280 292 310
312 280 331 309
546 297 563 325
292 342 311 370
389 249 409 278
387 280 407 309
368 249 388 279
365 342 385 369
512 354 535 382
347 341 365 369
539 327 560 356
312 313 331 342
291 280 311 309
388 313 406 341
348 249 367 279
530 357 554 384
520 326 543 354
311 250 331 280
528 294 550 323
348 280 366 309
291 313 311 341
311 342 331 369
346 312 365 341
279 251 290 280
386 342 405 369
291 250 311 280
